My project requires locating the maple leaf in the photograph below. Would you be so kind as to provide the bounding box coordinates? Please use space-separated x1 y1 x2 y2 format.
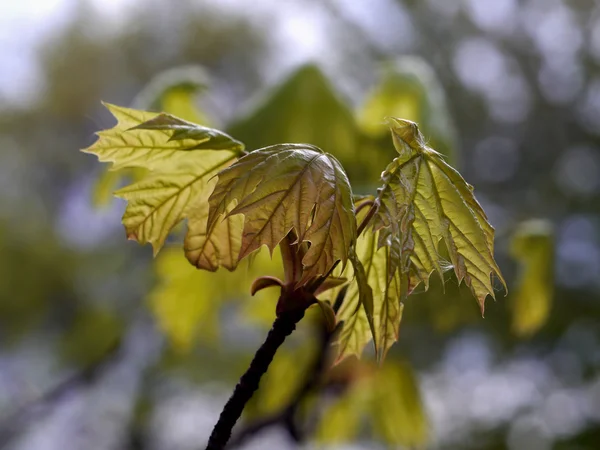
374 117 506 314
83 104 244 268
336 228 405 362
207 144 357 284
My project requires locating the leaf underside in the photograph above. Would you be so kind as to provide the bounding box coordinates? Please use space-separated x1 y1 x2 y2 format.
208 144 357 284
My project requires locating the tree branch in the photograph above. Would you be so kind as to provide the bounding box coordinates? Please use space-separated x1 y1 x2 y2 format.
0 338 122 447
227 311 341 448
205 306 307 450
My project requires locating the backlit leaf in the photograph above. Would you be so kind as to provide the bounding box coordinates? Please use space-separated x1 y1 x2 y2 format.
370 361 428 446
340 246 377 359
149 249 221 350
208 144 357 283
316 360 428 447
83 103 243 261
92 67 211 206
374 118 506 314
509 219 554 336
132 65 210 125
337 230 404 363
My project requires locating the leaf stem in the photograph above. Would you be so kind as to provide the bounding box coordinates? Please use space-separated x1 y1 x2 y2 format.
354 199 375 216
205 306 307 450
356 200 379 237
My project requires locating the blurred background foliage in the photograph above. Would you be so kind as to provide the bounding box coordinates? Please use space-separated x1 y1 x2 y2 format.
0 0 599 449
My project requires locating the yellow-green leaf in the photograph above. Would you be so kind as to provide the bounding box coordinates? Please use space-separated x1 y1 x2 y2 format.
509 219 554 336
370 361 428 446
337 230 404 363
374 118 506 314
183 195 244 271
314 377 369 444
131 113 243 151
92 68 212 207
83 104 243 261
132 65 210 124
208 144 357 283
150 247 285 350
149 249 221 350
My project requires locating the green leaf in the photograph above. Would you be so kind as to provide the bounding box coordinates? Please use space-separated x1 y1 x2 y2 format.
150 246 285 350
149 249 221 350
337 230 405 362
132 65 211 124
509 219 554 336
83 104 244 263
208 144 357 283
370 361 428 446
374 118 506 314
315 373 368 444
340 246 377 359
184 199 244 271
315 360 428 447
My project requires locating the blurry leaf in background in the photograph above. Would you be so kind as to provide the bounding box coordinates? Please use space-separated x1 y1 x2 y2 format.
315 375 367 444
509 219 555 337
317 360 427 447
149 249 221 351
358 57 458 164
235 248 285 327
91 168 141 208
132 65 211 125
60 307 123 366
228 64 384 185
150 247 285 351
83 104 243 260
93 66 212 207
370 361 428 447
